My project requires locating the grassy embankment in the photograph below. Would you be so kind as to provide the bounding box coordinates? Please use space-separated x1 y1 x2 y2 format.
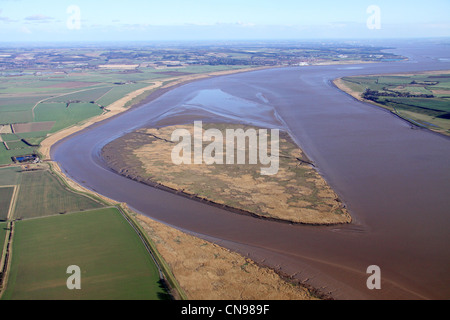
334 71 450 136
0 222 6 262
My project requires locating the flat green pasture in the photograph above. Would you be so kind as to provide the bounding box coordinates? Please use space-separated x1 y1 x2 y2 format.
0 222 6 261
0 167 21 186
34 102 104 133
95 83 150 107
0 134 20 142
47 86 113 103
0 110 33 124
4 140 29 151
13 170 103 220
0 142 36 166
0 65 248 164
341 73 450 135
0 187 14 221
2 208 168 300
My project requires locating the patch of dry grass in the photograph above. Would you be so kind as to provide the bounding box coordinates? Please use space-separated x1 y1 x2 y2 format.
136 214 318 300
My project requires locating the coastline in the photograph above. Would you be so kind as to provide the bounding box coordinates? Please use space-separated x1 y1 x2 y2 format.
333 69 450 103
332 71 450 137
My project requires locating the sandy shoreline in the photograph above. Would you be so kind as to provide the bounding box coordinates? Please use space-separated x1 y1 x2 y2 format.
332 78 363 101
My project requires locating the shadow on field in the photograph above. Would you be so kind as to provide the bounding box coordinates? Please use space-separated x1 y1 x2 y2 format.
157 279 174 301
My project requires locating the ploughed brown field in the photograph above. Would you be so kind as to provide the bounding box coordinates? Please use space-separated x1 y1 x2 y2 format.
11 121 55 134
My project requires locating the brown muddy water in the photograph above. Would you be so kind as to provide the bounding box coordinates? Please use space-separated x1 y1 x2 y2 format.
53 42 450 300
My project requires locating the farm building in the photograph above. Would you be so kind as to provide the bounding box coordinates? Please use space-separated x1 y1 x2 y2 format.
11 154 40 164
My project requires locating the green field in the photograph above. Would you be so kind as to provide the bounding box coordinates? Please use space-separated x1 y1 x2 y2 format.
34 102 104 133
0 187 14 221
0 167 20 186
1 208 169 300
12 169 103 220
0 222 6 256
0 143 36 165
47 86 114 104
0 167 20 220
95 83 150 107
4 140 29 151
1 134 20 142
340 72 450 135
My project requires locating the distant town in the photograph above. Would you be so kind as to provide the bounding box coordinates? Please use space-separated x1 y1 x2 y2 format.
0 42 404 74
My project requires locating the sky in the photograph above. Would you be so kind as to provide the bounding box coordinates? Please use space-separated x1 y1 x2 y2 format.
0 0 449 42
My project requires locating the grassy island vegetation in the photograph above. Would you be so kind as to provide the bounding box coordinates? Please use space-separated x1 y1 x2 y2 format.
102 123 351 225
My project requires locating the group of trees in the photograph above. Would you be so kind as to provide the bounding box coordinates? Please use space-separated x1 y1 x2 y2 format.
363 88 434 102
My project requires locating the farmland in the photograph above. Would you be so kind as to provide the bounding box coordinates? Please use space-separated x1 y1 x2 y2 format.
0 44 403 165
0 164 105 222
0 167 20 220
0 164 175 300
0 222 6 255
0 64 252 165
12 169 104 220
0 187 14 221
335 71 450 135
0 167 20 186
0 73 154 165
1 207 168 300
